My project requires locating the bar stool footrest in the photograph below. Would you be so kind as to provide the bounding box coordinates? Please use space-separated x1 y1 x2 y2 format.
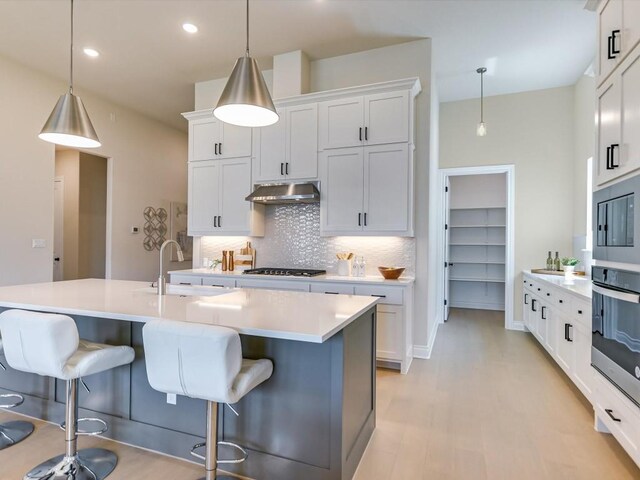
190 441 248 464
0 393 24 409
59 417 108 436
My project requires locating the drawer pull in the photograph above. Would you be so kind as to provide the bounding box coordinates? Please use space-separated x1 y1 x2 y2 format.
324 291 339 295
605 409 621 422
546 293 550 296
372 294 386 298
559 299 563 304
179 282 192 285
577 310 583 315
537 288 541 291
209 284 224 288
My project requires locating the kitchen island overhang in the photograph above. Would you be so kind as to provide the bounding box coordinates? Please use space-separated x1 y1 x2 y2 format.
0 279 378 480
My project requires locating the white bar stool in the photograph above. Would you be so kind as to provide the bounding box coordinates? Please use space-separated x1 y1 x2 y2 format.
0 336 35 450
0 309 135 480
143 319 273 480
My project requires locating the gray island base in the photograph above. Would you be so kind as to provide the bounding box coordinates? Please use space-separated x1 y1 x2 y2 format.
0 306 376 480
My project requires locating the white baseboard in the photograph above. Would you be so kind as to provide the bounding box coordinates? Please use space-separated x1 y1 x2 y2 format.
414 318 440 360
508 321 525 331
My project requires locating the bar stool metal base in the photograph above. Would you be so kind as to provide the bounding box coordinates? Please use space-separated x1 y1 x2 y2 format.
24 448 117 480
0 421 34 450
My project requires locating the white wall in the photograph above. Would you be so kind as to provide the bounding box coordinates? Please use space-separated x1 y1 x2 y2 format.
0 54 187 286
449 174 507 209
440 86 575 324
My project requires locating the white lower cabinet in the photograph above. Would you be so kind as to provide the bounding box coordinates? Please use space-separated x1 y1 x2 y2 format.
522 273 592 401
169 273 414 374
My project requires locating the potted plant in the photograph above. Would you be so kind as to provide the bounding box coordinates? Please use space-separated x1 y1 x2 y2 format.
561 257 580 275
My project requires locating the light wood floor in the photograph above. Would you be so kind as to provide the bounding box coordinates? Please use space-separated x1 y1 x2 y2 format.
1 308 639 479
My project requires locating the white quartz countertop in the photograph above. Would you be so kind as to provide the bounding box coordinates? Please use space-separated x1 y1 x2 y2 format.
523 270 592 300
169 268 414 285
0 279 379 343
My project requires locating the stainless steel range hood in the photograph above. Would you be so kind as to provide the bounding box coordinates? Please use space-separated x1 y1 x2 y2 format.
245 181 320 205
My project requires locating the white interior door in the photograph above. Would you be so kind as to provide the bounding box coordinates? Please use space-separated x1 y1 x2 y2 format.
53 177 64 281
444 176 450 321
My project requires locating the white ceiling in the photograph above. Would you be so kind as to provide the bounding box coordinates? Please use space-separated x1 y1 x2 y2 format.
0 0 595 131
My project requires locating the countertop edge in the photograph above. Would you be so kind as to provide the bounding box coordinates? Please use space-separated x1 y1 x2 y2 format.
523 270 592 301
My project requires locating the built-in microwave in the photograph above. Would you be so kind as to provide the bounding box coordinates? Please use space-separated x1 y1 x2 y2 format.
592 266 640 407
593 174 638 264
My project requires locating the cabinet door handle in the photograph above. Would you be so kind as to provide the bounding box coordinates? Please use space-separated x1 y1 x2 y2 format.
565 323 573 342
218 216 222 228
605 408 622 422
524 293 529 305
218 143 222 155
364 212 367 226
281 162 284 175
285 162 289 175
611 30 621 57
324 291 339 295
541 306 547 320
365 126 368 141
577 309 583 315
214 142 218 155
372 294 386 298
359 127 363 141
358 213 362 226
179 282 192 285
531 299 537 312
611 144 620 168
606 145 612 170
559 299 563 304
213 216 217 228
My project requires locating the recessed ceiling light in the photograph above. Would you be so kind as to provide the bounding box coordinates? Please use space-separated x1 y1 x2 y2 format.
182 23 198 34
83 48 99 57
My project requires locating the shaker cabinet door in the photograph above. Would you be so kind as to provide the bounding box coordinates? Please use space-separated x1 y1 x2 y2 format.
319 97 364 150
188 161 219 234
364 91 409 146
218 158 252 233
598 0 622 84
220 123 252 159
363 143 411 233
191 118 222 162
596 80 621 185
254 112 286 182
320 148 364 234
286 103 318 180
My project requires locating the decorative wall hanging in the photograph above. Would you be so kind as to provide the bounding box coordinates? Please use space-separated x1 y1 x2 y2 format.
143 206 168 251
170 202 192 261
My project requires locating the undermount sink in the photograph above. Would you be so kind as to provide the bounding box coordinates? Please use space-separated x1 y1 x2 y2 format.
136 284 231 297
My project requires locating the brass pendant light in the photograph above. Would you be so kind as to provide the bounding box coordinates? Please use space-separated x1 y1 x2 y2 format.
39 0 100 148
214 0 278 127
476 67 487 137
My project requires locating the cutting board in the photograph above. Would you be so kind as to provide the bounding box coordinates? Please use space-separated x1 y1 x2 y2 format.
531 268 586 277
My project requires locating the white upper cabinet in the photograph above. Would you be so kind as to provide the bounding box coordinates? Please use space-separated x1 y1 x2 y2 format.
188 158 263 236
320 144 413 236
253 103 318 182
188 114 252 162
319 90 410 150
596 47 640 186
597 0 640 86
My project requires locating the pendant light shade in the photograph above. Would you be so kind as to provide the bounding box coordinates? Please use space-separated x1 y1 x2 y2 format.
214 56 279 127
213 0 278 127
476 67 487 137
39 0 101 148
39 93 100 148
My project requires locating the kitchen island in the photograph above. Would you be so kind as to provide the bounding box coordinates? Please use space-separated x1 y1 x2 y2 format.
0 279 378 480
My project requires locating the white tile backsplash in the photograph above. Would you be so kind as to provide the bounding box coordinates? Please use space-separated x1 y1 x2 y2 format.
199 203 415 276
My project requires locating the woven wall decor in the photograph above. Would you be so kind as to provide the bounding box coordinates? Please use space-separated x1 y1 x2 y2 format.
143 206 168 251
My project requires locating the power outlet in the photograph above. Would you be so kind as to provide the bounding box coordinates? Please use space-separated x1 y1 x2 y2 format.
166 393 177 405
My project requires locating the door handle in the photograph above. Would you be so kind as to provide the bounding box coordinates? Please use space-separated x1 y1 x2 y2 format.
213 217 217 228
324 292 339 295
54 257 61 262
281 163 284 175
218 143 222 155
524 293 529 305
364 212 367 226
285 163 289 175
358 213 362 226
611 30 621 58
365 126 368 141
610 144 620 168
541 306 547 320
606 146 612 170
215 142 218 155
218 216 222 228
531 299 537 312
359 127 362 141
566 323 573 342
605 408 622 422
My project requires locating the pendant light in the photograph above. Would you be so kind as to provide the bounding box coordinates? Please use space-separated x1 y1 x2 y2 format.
476 67 487 137
213 0 279 127
39 0 101 148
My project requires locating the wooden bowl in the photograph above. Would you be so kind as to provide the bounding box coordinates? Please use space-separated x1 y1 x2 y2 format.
378 267 405 280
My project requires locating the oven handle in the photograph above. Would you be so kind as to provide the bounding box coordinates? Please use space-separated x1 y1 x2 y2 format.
592 284 640 303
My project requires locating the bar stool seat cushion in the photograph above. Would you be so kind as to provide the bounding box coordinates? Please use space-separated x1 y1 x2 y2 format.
0 309 134 380
143 320 273 404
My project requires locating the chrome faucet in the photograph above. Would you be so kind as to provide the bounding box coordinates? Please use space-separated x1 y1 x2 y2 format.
157 240 185 295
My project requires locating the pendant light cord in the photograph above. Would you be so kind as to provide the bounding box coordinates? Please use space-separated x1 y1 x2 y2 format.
480 70 483 123
69 0 74 94
245 0 250 57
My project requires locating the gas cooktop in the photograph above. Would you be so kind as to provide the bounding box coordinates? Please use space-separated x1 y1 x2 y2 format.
242 268 326 277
